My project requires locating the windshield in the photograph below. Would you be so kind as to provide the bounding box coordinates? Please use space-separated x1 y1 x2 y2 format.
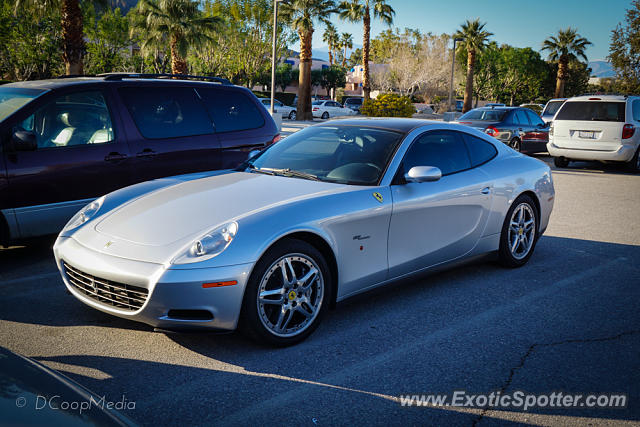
555 101 625 122
243 125 404 185
542 100 565 117
459 109 507 121
0 87 46 121
312 101 324 106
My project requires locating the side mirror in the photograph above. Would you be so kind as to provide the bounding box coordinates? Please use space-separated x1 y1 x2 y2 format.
404 166 442 183
12 130 37 151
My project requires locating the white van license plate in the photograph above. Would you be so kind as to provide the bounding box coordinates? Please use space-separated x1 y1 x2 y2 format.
579 131 597 139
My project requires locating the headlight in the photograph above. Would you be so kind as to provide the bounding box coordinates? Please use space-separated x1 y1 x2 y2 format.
62 197 104 232
173 222 238 264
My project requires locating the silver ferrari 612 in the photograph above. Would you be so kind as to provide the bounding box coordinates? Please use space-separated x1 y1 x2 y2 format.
54 118 554 345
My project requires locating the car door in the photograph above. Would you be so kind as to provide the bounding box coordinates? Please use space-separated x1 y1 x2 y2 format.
3 88 133 238
524 109 549 152
116 85 222 184
513 109 535 148
387 130 494 279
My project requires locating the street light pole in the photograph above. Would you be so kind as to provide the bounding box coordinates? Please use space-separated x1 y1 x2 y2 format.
270 0 282 115
448 37 463 112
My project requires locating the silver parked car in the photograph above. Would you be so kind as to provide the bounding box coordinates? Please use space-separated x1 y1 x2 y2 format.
54 119 554 345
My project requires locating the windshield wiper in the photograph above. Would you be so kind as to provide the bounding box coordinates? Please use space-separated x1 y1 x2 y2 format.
253 167 320 181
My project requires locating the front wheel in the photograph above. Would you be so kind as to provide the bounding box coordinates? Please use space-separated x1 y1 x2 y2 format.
553 156 570 168
240 239 330 346
321 111 329 119
288 110 296 120
498 195 539 268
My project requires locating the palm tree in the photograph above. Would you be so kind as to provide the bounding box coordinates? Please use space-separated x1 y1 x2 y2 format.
542 28 592 98
339 32 353 67
132 0 221 75
280 0 337 121
322 22 339 65
338 0 394 100
454 19 493 113
14 0 106 75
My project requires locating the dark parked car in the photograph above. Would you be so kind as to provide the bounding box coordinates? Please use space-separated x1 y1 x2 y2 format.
343 97 363 112
455 106 549 154
455 100 464 112
0 74 279 244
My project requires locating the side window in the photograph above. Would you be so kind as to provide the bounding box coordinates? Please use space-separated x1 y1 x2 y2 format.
525 109 544 127
17 91 114 149
402 131 471 176
462 133 498 167
198 89 265 133
633 100 640 122
119 87 213 139
515 110 530 125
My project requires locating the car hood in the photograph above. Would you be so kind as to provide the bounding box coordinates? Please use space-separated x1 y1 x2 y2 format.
92 171 345 249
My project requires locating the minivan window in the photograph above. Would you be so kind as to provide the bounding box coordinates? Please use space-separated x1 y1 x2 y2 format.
198 88 265 133
555 101 625 122
17 91 114 149
542 100 565 117
119 87 213 139
0 87 46 121
633 99 640 122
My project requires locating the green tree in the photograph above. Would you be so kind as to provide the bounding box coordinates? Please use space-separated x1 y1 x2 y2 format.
13 0 106 75
322 22 339 65
84 7 131 74
275 63 294 91
320 64 346 97
338 32 352 67
338 0 394 100
542 27 591 98
347 47 362 68
280 0 337 120
608 0 640 94
543 59 590 99
454 18 493 112
132 0 222 74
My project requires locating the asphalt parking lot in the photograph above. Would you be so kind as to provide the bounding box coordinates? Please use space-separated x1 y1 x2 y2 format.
1 154 638 426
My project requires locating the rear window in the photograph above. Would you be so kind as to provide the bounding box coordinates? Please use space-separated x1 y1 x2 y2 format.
198 88 265 133
345 98 362 105
555 101 625 122
119 87 213 139
542 100 565 117
459 109 507 121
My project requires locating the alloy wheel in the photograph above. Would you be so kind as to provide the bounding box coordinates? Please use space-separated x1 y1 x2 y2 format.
257 254 324 337
507 203 536 260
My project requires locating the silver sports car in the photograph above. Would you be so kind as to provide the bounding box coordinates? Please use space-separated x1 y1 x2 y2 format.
54 118 554 345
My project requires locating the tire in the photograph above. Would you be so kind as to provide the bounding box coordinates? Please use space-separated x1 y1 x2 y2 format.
240 239 331 346
509 138 521 152
553 156 569 168
498 194 539 268
626 147 640 173
321 111 329 119
288 110 296 120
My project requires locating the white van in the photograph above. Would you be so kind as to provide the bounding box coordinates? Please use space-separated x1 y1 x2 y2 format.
547 95 640 172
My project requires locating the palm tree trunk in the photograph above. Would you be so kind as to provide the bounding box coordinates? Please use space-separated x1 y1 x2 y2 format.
555 55 568 98
170 35 188 75
297 29 314 121
362 9 371 100
463 49 475 113
328 49 333 66
61 0 85 75
343 45 347 68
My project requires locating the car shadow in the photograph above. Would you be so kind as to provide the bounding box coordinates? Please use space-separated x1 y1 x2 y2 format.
532 153 639 176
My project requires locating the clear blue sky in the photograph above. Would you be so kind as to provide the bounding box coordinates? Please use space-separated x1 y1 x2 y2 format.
310 0 630 61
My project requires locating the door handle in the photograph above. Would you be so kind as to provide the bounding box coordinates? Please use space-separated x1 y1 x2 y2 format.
136 148 157 158
104 152 127 162
481 187 491 195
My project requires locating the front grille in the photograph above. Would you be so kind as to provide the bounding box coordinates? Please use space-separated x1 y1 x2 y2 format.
63 261 148 311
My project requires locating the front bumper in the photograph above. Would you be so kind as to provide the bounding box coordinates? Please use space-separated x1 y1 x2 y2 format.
53 237 254 331
547 142 637 162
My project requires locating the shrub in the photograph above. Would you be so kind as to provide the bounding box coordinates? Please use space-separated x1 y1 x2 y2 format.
360 93 415 117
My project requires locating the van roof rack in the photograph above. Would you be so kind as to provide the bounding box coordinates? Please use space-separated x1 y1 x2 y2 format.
579 92 628 97
96 73 231 85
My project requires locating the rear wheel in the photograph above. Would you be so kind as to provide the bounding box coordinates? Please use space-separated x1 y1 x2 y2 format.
498 195 539 268
240 239 330 346
288 110 296 120
509 138 521 152
626 147 640 173
321 111 329 119
553 156 569 168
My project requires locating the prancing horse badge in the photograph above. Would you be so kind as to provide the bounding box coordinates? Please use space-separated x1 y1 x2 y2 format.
372 192 383 203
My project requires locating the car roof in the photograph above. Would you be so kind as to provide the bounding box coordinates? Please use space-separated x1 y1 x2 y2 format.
473 106 517 111
4 76 237 91
566 95 631 102
315 117 438 133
